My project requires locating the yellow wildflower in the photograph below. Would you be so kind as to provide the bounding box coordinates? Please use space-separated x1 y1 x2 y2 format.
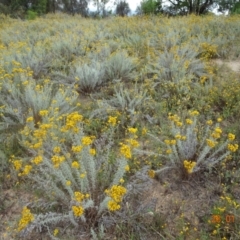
80 173 86 178
13 160 22 171
72 145 82 153
66 181 71 186
142 127 147 135
206 120 213 125
186 118 193 125
128 127 137 134
72 161 80 169
32 155 43 165
82 136 93 146
107 200 121 211
181 136 186 141
108 116 117 126
166 149 172 154
39 110 48 117
21 165 32 176
26 117 34 122
183 160 196 174
206 139 217 148
53 146 61 153
189 110 199 116
176 121 183 127
120 144 132 159
125 165 130 171
148 170 155 178
106 185 127 203
126 139 139 148
119 178 124 183
53 229 59 236
74 191 85 202
89 148 96 155
72 205 84 217
175 134 182 140
228 144 238 152
228 133 235 141
17 207 34 232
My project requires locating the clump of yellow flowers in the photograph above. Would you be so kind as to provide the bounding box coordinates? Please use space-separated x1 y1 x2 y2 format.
183 160 196 174
105 185 127 211
71 191 90 217
119 127 139 159
18 206 34 232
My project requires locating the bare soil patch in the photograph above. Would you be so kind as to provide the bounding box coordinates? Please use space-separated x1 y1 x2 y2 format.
213 59 240 73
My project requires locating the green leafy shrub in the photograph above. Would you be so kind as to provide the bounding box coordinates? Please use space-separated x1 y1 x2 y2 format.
26 10 38 20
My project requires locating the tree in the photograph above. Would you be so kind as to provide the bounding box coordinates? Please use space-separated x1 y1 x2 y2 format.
137 0 162 15
92 0 110 16
217 0 240 14
231 1 240 14
60 0 89 16
163 0 218 15
115 0 130 16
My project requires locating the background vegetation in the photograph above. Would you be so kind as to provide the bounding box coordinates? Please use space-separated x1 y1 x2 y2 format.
1 0 240 18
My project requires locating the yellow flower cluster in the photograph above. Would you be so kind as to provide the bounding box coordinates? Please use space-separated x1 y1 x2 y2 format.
72 205 84 217
89 148 96 155
200 42 217 59
126 138 139 148
74 191 85 202
19 165 32 176
175 134 186 140
206 120 213 125
26 116 34 122
53 229 59 236
227 143 238 152
71 161 80 169
71 191 90 217
33 128 47 139
51 155 66 168
120 143 132 159
166 149 172 154
108 116 117 126
39 110 49 117
82 136 93 146
148 170 155 178
66 180 71 186
206 139 217 148
183 160 196 174
228 133 235 141
168 114 183 127
18 206 34 232
13 160 22 171
32 155 43 165
72 145 83 153
185 118 193 125
125 165 130 172
128 127 138 134
61 112 83 132
164 139 176 145
211 127 222 139
106 185 127 211
53 146 61 153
